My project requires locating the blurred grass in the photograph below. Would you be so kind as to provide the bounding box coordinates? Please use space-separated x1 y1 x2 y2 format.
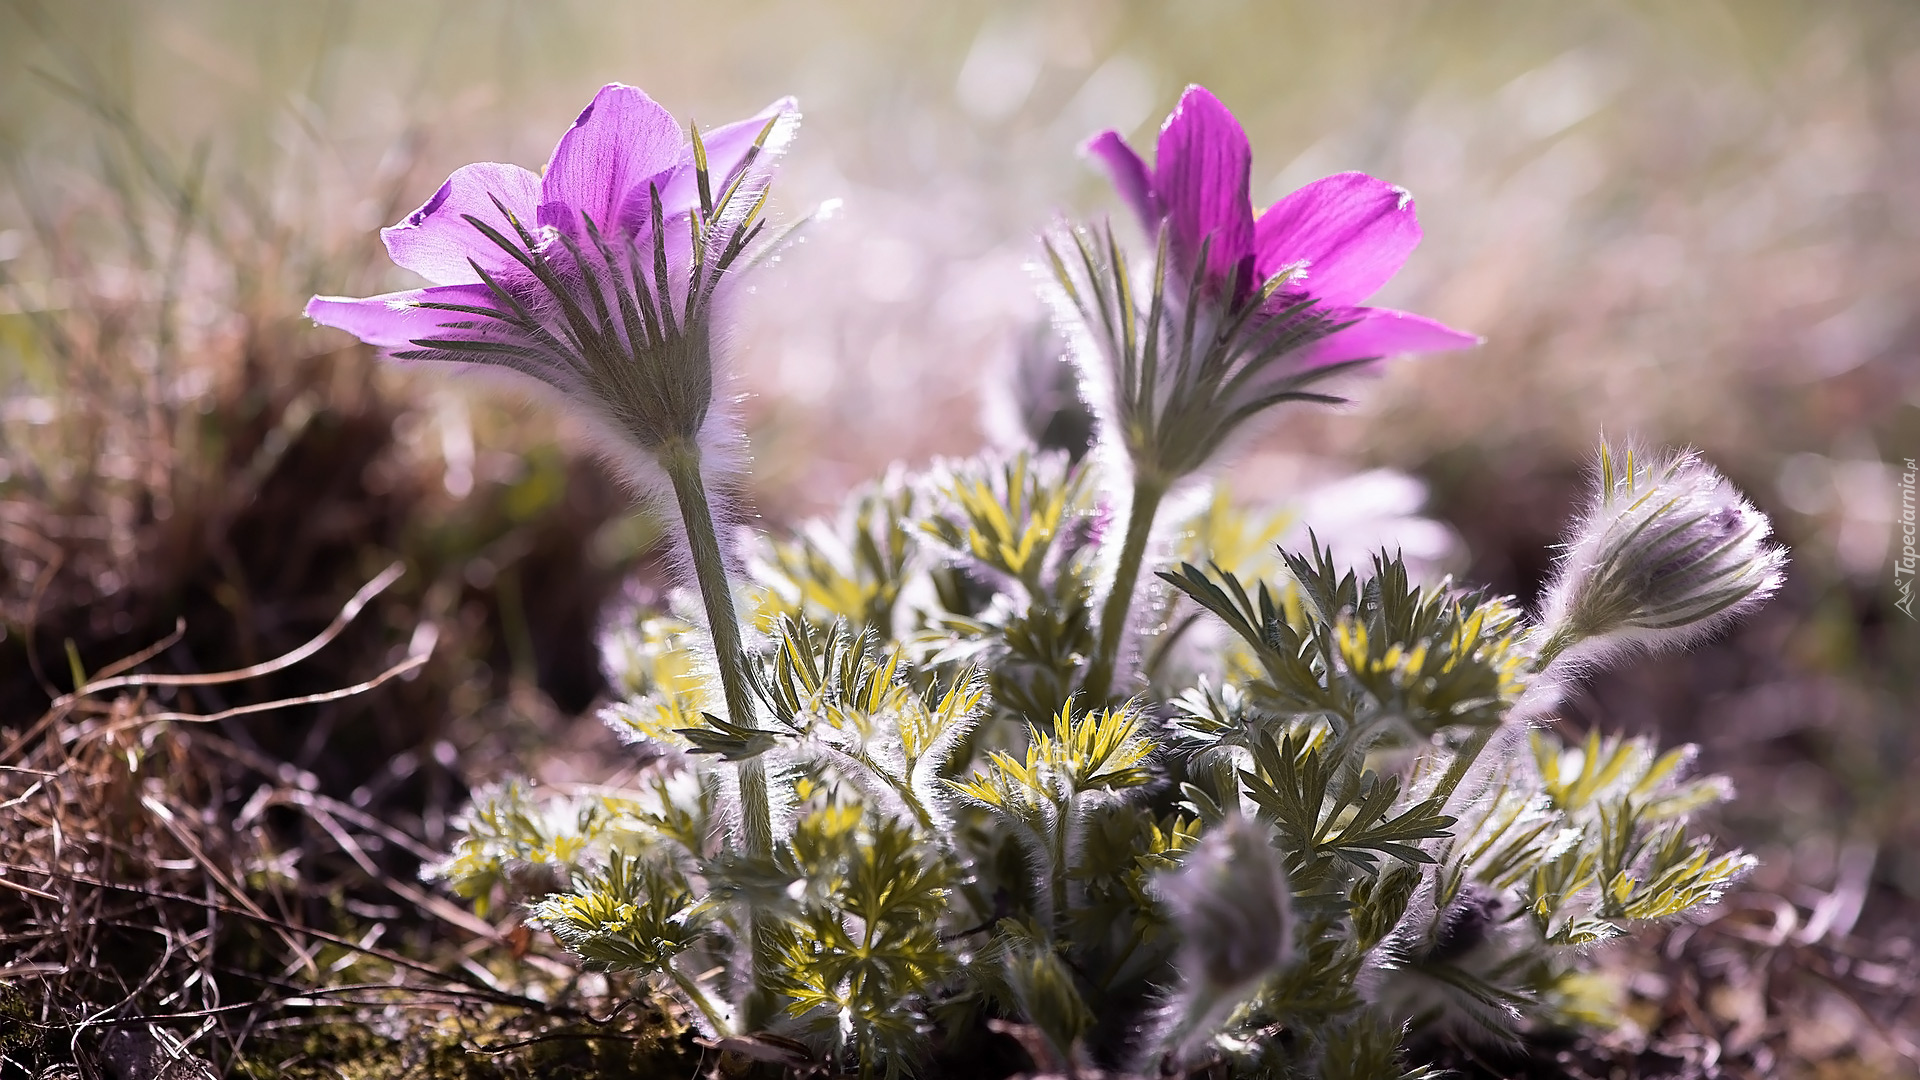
2 0 1918 1075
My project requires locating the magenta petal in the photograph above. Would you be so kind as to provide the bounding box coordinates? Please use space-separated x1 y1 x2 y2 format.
1086 130 1158 233
1153 85 1255 283
539 84 684 234
306 285 500 348
1254 172 1422 306
381 163 542 287
1303 307 1480 367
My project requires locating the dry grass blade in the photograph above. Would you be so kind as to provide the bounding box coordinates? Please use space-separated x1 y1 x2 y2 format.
114 650 432 732
290 794 500 940
58 561 406 701
137 793 318 977
0 561 583 1075
3 565 418 768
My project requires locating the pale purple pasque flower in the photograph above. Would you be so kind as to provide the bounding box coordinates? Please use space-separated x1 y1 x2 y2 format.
1085 84 1477 371
307 83 799 472
310 87 808 1007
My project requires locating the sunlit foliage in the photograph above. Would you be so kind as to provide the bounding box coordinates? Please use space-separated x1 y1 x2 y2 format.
436 450 1763 1077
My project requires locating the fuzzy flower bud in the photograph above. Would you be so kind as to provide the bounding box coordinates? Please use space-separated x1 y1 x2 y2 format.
1536 442 1787 671
1156 815 1293 1064
1005 945 1095 1068
1164 814 1293 992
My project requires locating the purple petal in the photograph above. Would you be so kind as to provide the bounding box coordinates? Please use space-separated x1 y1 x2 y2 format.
623 96 800 238
1153 85 1255 285
381 163 542 287
662 97 799 213
1086 130 1158 233
1253 172 1423 306
1302 306 1481 367
539 84 685 235
308 286 587 394
306 285 506 348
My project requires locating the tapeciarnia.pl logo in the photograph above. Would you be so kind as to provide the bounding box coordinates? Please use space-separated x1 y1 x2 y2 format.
1898 458 1917 620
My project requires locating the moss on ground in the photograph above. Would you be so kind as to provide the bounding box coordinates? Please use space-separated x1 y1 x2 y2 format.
226 1006 703 1080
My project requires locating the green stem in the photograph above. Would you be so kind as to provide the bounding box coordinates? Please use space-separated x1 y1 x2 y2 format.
670 964 736 1037
1532 625 1581 672
659 441 779 1028
1083 476 1167 703
1435 625 1568 809
1049 797 1071 940
1433 725 1498 807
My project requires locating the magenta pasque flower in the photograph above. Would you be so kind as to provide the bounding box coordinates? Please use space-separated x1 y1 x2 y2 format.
1086 84 1476 369
1055 85 1482 701
307 83 798 463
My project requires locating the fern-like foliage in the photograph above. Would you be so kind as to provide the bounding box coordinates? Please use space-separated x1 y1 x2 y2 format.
916 450 1088 595
434 448 1766 1078
769 813 957 1075
527 851 707 973
750 471 919 636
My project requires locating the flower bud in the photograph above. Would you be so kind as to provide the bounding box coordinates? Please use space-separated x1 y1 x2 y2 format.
1537 442 1786 671
1152 815 1294 1066
1163 815 1293 998
1004 944 1094 1068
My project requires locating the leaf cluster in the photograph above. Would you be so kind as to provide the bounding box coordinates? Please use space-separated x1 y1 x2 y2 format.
438 449 1756 1078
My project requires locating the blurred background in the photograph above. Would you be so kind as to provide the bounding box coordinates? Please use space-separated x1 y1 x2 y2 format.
3 0 1918 1074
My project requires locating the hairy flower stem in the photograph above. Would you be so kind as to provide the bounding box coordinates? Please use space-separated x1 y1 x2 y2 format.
1048 806 1071 938
1430 629 1578 812
659 442 779 1027
1532 626 1580 671
1433 726 1498 805
671 964 737 1037
1084 476 1167 703
660 443 767 836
